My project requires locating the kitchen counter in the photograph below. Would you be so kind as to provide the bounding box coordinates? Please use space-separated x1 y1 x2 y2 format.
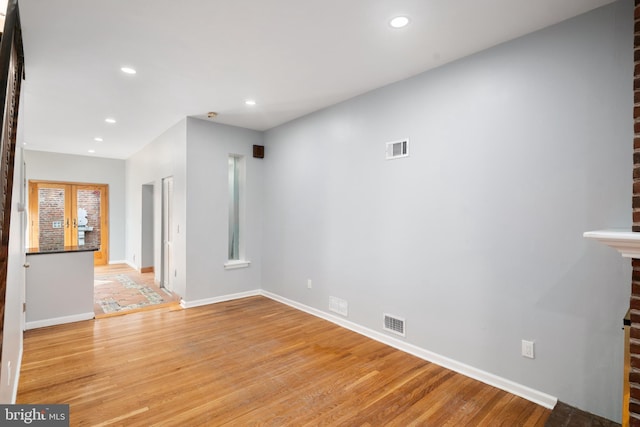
26 245 98 255
25 247 97 329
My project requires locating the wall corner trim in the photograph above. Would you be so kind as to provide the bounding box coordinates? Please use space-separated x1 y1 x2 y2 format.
25 312 95 330
9 345 22 403
224 260 251 270
180 290 261 309
260 290 558 410
109 260 132 267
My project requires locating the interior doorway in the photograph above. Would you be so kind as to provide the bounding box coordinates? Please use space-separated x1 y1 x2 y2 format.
28 180 109 265
141 183 154 274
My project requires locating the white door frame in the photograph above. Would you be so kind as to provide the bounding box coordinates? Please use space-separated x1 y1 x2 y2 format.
161 176 173 291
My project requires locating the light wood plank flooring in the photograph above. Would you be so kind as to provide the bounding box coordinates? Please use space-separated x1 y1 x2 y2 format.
18 296 551 426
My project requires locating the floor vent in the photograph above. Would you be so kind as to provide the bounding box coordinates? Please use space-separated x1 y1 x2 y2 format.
383 314 406 337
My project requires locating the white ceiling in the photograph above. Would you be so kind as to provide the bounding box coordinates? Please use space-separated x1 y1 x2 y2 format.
18 0 616 159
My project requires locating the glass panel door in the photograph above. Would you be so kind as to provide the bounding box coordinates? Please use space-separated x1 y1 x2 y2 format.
33 183 71 249
75 187 101 248
74 185 109 265
29 181 109 265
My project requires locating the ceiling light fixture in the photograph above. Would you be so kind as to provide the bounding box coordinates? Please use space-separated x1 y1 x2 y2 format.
245 99 256 106
105 118 116 124
88 149 96 153
390 16 409 28
120 66 136 75
207 112 218 119
94 137 103 142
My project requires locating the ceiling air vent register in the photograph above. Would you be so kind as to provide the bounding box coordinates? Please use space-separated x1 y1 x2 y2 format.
386 139 409 160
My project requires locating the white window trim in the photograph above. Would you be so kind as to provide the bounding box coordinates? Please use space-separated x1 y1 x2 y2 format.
224 260 251 270
226 154 248 269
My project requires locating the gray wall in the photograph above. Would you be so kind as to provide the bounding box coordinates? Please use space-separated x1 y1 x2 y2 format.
0 146 25 402
125 118 263 302
25 251 94 325
262 1 632 421
8 1 631 420
126 119 187 297
24 150 126 262
185 117 263 301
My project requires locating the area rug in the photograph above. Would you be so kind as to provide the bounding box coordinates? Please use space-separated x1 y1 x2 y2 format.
94 274 166 314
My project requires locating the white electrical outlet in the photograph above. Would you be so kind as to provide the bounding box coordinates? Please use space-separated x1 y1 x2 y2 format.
307 279 312 289
521 340 535 359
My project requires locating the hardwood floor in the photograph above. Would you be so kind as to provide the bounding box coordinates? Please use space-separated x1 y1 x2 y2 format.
18 296 551 426
93 264 181 317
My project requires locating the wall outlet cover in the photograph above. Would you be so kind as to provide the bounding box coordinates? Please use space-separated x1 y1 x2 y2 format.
329 296 348 316
522 340 535 359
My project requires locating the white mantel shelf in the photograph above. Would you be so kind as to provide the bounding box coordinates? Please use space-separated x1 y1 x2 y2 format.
583 229 640 258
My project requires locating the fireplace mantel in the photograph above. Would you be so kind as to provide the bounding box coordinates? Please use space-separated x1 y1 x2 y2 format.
583 229 640 258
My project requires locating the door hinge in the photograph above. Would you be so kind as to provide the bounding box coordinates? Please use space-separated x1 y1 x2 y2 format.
22 303 26 313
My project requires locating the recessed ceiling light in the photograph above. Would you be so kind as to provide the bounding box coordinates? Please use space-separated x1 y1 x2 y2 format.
245 99 256 106
88 149 96 153
390 16 409 28
121 67 136 75
94 137 103 142
105 118 116 124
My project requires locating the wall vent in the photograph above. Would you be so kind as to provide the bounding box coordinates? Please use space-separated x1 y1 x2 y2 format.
329 296 348 317
383 313 406 337
386 139 409 160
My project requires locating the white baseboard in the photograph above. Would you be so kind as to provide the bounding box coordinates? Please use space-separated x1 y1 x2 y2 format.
177 288 557 410
25 312 95 330
260 290 558 410
180 290 261 309
108 260 138 271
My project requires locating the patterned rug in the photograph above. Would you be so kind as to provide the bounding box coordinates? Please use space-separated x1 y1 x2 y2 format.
94 274 166 314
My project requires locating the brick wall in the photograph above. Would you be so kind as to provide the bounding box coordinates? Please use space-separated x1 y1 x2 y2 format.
37 188 103 249
632 2 640 425
37 188 64 248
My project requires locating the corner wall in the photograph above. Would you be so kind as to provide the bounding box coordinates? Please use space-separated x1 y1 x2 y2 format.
262 1 632 421
125 119 187 297
184 118 263 302
0 146 25 402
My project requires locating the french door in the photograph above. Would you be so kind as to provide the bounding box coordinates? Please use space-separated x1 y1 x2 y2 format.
28 181 109 265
